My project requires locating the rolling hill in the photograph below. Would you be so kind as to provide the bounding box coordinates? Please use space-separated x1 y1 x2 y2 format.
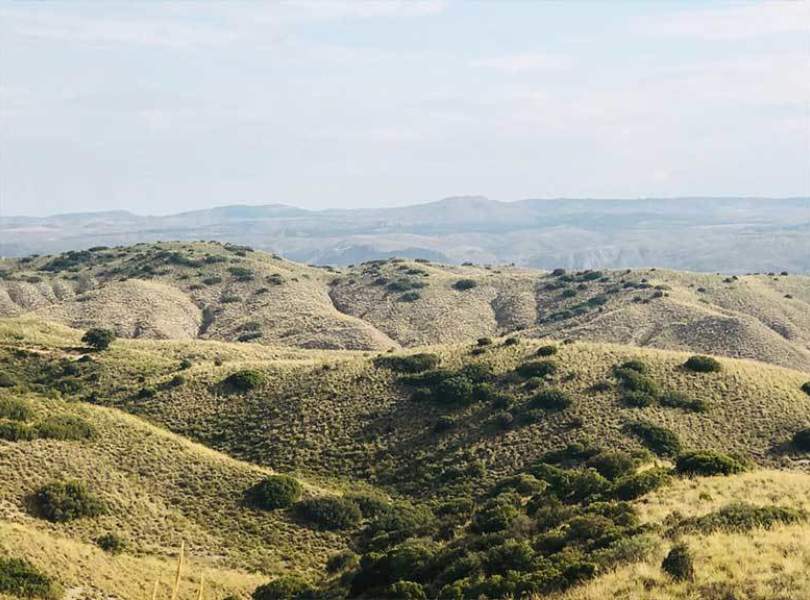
1 242 808 371
1 318 810 598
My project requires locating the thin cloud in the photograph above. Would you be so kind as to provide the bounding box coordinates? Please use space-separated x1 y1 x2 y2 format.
471 53 572 73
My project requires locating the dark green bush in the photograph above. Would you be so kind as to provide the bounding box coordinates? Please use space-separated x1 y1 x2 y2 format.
433 416 456 433
385 581 427 600
35 415 95 441
346 493 390 518
0 398 33 421
0 557 60 599
792 428 810 452
96 532 127 554
625 421 681 456
516 360 558 378
374 353 440 373
246 475 303 510
613 368 659 397
252 575 313 600
802 382 810 396
222 369 263 392
0 421 36 442
434 376 475 406
81 328 116 351
675 451 746 476
295 497 362 530
529 388 572 411
0 372 16 388
536 345 558 357
453 279 477 291
399 291 421 302
471 498 520 533
673 502 806 535
503 337 520 346
585 451 636 481
659 391 708 412
684 355 722 373
326 550 358 573
227 266 255 281
661 543 694 581
618 360 648 374
621 390 655 408
613 468 671 500
33 481 105 522
477 337 493 346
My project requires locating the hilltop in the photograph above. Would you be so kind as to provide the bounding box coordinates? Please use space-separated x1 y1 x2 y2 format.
2 197 809 272
1 319 810 598
1 242 808 371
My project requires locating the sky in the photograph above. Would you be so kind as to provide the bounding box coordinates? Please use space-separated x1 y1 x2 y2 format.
0 1 808 217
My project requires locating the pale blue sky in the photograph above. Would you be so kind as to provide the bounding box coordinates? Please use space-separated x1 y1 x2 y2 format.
1 1 808 216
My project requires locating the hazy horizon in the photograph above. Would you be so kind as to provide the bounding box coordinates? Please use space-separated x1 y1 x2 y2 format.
1 1 808 217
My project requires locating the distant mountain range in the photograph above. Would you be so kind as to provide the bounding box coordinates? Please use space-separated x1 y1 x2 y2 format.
2 196 808 272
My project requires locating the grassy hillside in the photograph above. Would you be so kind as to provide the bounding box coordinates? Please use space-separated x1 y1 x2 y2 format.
2 318 810 598
1 242 809 371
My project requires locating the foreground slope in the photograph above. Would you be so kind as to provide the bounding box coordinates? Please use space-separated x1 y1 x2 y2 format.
1 242 809 371
2 319 810 598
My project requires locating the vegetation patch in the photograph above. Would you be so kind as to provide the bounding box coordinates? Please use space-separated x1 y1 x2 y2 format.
81 328 116 351
684 355 722 373
661 543 694 581
0 557 60 599
246 475 303 510
295 497 362 531
675 451 747 476
32 481 106 522
671 503 807 535
0 398 33 421
516 360 558 378
624 421 681 456
374 353 440 374
222 369 264 392
792 428 810 452
529 388 573 411
34 415 95 441
452 279 477 291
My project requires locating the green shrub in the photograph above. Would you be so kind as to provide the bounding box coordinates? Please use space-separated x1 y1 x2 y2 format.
222 369 263 392
81 328 116 351
516 360 558 378
661 543 694 581
673 502 806 535
227 266 255 281
613 368 659 397
613 468 671 500
659 391 708 412
326 550 359 573
792 428 810 452
503 337 520 346
33 481 105 522
252 575 313 600
536 345 558 357
346 493 390 518
0 398 33 421
246 475 303 510
178 358 193 370
201 276 222 285
453 279 477 291
374 353 440 373
625 421 681 456
621 390 655 408
435 376 475 406
385 581 427 600
529 388 572 411
471 498 519 533
96 532 127 554
802 382 810 396
35 415 95 441
477 337 493 346
675 451 746 476
0 557 60 599
684 355 722 373
0 372 16 388
399 291 421 302
585 451 636 481
618 360 648 374
295 497 362 530
0 421 36 441
433 416 456 433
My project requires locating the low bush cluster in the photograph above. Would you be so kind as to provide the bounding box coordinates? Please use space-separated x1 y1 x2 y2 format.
624 421 681 457
672 502 806 535
32 481 105 523
222 369 264 392
674 450 747 476
683 355 722 373
295 496 362 530
0 557 60 599
374 353 440 374
246 475 302 510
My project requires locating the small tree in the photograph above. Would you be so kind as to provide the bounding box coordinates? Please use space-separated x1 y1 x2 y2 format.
33 481 105 522
662 543 695 581
246 475 303 510
82 328 116 351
